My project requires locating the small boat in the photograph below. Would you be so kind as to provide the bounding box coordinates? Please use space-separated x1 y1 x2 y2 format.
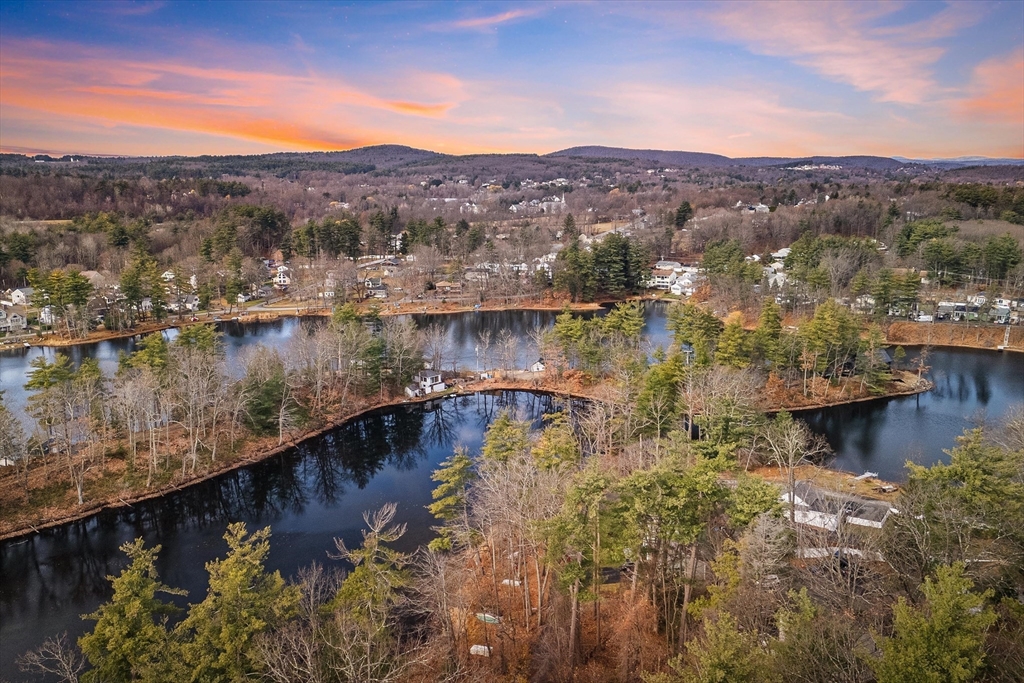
853 471 878 481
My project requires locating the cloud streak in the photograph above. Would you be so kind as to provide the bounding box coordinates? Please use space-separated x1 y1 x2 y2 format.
706 1 976 104
0 39 460 150
448 8 540 30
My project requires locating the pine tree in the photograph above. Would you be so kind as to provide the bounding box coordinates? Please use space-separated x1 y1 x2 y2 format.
715 319 750 368
427 446 476 551
176 524 300 683
79 539 185 683
751 299 783 367
480 411 530 463
873 564 996 683
674 201 693 228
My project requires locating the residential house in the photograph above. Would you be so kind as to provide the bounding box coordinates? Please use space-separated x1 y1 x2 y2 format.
39 305 56 326
0 307 27 333
673 272 705 296
530 359 546 373
649 269 677 290
434 280 463 295
364 277 387 299
991 306 1012 324
782 481 895 532
169 294 199 313
10 288 33 306
405 370 445 397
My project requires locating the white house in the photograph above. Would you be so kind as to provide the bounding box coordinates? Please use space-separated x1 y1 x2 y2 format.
670 273 704 297
405 370 445 397
39 305 56 326
649 269 677 290
161 270 176 282
530 359 546 373
274 271 291 287
10 288 33 306
0 307 27 333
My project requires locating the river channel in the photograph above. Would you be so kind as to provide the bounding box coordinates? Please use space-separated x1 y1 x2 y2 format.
0 307 1021 678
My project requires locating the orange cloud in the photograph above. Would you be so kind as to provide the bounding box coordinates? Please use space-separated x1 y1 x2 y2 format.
956 48 1024 124
0 39 458 151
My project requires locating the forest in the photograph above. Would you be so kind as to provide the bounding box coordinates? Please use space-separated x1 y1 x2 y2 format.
4 297 1022 681
2 148 1023 681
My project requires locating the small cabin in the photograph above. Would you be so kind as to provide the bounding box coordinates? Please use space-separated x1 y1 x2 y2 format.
530 359 546 373
406 370 445 397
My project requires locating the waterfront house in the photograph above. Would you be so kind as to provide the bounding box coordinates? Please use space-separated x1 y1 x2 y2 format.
406 370 445 397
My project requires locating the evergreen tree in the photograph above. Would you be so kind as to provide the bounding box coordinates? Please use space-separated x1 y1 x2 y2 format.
427 446 476 551
176 524 300 683
715 319 750 368
751 299 783 366
480 411 530 463
667 302 723 366
554 241 595 302
563 213 579 239
79 539 185 683
872 564 996 683
674 201 693 228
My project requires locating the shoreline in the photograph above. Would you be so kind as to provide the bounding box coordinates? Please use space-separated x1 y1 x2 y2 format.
0 375 925 543
8 298 608 349
881 340 1024 354
781 378 934 413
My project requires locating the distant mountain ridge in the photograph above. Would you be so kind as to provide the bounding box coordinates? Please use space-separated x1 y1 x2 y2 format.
7 144 1021 174
547 145 911 170
892 155 1024 168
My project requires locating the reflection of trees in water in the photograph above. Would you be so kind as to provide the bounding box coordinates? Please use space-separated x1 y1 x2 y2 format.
410 311 561 370
802 400 889 464
972 366 992 406
421 398 466 449
0 522 131 633
466 391 561 434
311 406 428 488
0 389 576 670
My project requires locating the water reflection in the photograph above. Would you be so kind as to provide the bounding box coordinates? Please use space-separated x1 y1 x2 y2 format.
800 347 1023 480
0 391 560 679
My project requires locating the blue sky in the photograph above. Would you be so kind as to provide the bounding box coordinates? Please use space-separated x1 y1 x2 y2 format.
1 1 1021 157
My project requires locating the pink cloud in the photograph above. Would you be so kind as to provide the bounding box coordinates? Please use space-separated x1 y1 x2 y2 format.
0 39 461 150
955 48 1024 125
706 1 977 104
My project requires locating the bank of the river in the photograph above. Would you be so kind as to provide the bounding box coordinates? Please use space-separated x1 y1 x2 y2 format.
0 369 931 542
778 371 934 413
886 320 1024 352
10 295 605 349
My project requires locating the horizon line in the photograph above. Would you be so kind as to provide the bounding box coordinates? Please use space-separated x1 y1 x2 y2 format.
2 144 1022 164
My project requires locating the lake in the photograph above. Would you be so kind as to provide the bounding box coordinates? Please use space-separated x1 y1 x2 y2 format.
1 308 1021 679
0 390 563 680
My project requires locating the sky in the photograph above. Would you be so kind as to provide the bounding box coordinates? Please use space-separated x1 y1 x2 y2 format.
0 0 1022 159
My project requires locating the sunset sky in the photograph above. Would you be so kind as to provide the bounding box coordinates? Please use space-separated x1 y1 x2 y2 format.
1 0 1022 159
